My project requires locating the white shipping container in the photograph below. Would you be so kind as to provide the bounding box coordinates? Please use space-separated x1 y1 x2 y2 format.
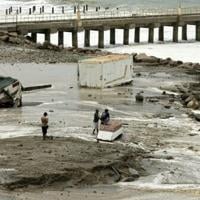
78 54 133 88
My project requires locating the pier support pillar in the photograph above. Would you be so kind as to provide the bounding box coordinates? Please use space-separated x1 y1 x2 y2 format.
58 31 64 46
134 27 140 43
44 29 50 43
123 28 129 45
196 22 200 41
148 26 154 43
110 28 115 45
182 25 187 40
173 24 178 43
84 29 90 47
98 29 104 48
72 30 78 48
31 32 37 43
158 26 164 41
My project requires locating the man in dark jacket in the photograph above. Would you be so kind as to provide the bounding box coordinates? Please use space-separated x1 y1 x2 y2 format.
93 109 100 134
101 109 110 125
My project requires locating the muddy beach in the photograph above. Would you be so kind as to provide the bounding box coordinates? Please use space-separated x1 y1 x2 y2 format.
0 38 200 199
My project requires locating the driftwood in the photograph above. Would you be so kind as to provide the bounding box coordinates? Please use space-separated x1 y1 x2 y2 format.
22 84 52 91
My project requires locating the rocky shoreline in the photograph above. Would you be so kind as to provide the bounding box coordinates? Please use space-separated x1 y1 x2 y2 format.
0 31 111 63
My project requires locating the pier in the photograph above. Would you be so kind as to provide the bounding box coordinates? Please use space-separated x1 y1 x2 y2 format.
1 7 200 48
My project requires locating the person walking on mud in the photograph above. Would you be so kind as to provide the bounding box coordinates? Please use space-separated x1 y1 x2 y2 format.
93 109 100 135
41 112 48 140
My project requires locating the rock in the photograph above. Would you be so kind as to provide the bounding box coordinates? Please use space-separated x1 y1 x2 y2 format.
188 133 198 136
164 104 171 109
169 60 179 67
169 98 175 103
135 93 144 102
153 113 174 119
148 98 159 103
176 85 188 93
8 37 21 44
162 91 166 95
165 156 174 160
135 72 141 77
24 39 32 44
187 99 199 109
177 60 183 65
128 168 139 177
134 53 159 63
181 93 190 101
0 31 8 36
0 35 9 42
185 95 194 103
123 176 137 182
192 112 200 121
188 146 194 150
8 32 18 37
159 59 169 65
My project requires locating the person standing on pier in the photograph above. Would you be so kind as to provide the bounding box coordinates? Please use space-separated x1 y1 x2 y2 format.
41 112 49 140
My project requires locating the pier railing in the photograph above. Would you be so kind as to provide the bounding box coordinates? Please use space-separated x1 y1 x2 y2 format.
0 7 200 24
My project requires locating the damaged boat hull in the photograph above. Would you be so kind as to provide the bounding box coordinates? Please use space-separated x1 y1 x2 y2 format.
97 120 123 141
0 76 22 107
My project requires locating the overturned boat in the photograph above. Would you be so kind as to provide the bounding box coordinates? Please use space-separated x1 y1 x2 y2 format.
97 120 123 142
0 76 22 107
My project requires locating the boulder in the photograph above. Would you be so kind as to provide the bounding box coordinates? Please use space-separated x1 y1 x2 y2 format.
187 98 199 109
159 59 169 65
185 95 194 103
0 31 8 36
192 112 200 121
8 32 18 37
8 37 21 44
128 168 139 177
164 104 171 109
134 53 159 63
169 98 175 103
148 98 159 103
181 93 190 101
135 93 144 102
0 35 9 42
